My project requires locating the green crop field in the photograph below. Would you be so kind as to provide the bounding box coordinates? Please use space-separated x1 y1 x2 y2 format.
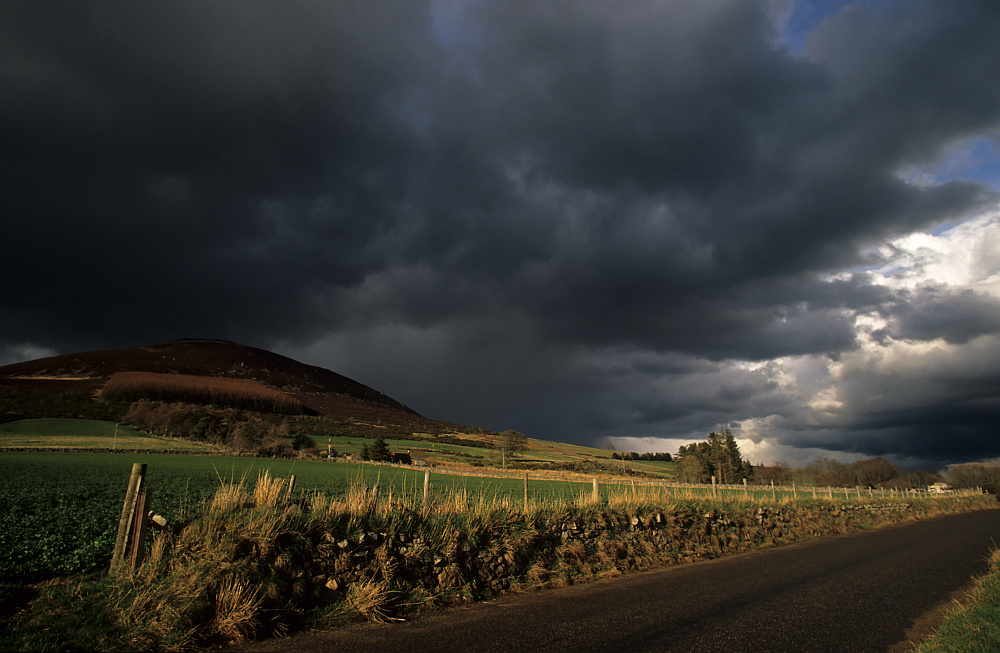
0 418 219 452
0 451 607 581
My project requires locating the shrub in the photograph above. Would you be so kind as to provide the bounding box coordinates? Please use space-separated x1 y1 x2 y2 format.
291 433 316 451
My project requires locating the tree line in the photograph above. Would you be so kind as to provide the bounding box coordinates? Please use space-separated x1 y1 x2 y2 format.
946 462 1000 494
670 428 954 489
611 451 673 462
121 400 315 457
800 456 956 489
675 427 754 484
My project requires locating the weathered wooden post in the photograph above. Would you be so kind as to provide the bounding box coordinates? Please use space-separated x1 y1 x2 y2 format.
631 479 637 499
111 463 147 572
592 478 599 503
129 487 152 570
792 483 797 499
743 478 748 497
287 475 297 503
423 469 431 513
524 472 529 512
711 476 717 498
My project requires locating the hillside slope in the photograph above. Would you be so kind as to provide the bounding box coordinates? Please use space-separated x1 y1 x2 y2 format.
0 339 420 422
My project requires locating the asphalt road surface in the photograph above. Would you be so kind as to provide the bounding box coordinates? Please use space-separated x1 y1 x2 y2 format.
233 508 1000 653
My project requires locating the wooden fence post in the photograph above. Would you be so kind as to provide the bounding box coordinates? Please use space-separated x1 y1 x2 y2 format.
129 488 152 570
286 475 297 503
423 469 431 513
711 476 717 498
771 480 776 502
524 472 529 512
111 463 147 572
592 478 599 503
743 478 748 497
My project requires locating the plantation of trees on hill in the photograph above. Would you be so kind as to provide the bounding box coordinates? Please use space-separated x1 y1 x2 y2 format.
121 400 314 457
101 371 305 415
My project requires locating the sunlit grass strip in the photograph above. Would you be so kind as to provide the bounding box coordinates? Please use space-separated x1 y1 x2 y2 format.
0 418 218 451
915 549 1000 653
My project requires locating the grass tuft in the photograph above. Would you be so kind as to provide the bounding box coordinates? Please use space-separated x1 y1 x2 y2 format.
212 576 263 642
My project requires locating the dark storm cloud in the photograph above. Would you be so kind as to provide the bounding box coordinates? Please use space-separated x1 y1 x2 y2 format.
1 1 440 348
783 350 1000 465
881 287 1000 344
4 0 1000 468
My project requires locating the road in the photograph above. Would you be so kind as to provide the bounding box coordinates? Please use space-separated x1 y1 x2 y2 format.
233 508 1000 653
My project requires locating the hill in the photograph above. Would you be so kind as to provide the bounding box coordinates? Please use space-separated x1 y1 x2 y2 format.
0 338 423 425
0 339 647 475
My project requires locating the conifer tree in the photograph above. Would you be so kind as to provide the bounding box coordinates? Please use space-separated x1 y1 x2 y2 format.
369 436 390 462
677 426 750 484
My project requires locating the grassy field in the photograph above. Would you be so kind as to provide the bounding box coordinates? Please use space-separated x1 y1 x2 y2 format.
0 446 924 583
0 419 933 584
323 434 493 461
0 417 670 479
318 433 654 473
0 450 614 581
0 418 219 452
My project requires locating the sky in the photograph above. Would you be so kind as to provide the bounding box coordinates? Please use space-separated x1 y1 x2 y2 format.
3 0 1000 470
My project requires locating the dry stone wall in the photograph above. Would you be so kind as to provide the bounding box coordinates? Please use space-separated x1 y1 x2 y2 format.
222 499 988 619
